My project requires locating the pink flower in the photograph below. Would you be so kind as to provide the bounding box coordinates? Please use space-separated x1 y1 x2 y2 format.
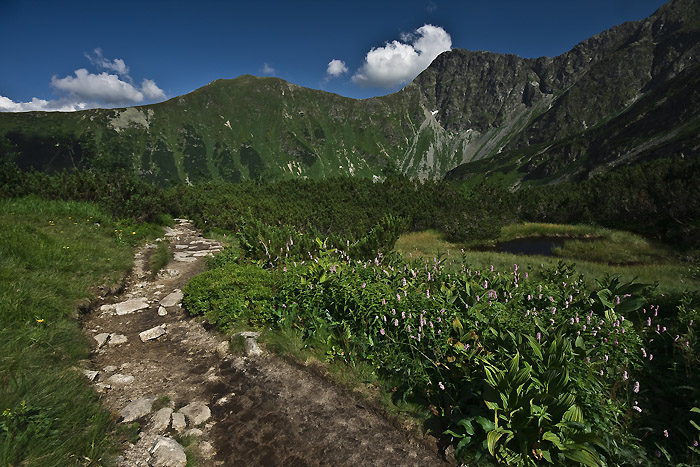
438 381 445 390
380 329 385 336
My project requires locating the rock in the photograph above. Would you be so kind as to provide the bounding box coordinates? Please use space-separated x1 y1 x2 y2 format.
173 253 196 263
83 369 99 381
105 373 134 386
244 338 263 357
151 407 173 433
108 334 128 345
120 395 158 423
103 365 118 373
199 440 215 458
94 332 110 348
115 297 149 315
179 402 211 426
149 436 187 467
215 341 229 357
158 306 168 316
171 412 186 433
175 244 189 249
140 325 167 342
100 304 115 314
233 331 261 339
160 290 183 307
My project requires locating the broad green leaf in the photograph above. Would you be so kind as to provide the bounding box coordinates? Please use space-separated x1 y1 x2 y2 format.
487 428 510 456
562 445 604 467
542 431 565 450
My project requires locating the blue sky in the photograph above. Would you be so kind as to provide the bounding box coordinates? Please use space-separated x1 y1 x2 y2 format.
0 0 669 111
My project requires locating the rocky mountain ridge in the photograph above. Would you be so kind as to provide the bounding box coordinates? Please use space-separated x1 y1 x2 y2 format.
1 0 698 185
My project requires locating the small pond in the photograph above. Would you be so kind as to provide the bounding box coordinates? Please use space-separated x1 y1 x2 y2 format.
496 237 566 257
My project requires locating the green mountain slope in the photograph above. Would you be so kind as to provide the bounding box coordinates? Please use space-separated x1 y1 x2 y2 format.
1 0 699 184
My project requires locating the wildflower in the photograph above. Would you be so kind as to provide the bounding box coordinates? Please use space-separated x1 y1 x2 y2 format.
632 404 642 413
394 319 399 327
664 430 669 438
36 318 45 323
380 329 385 336
438 381 445 390
633 381 640 393
622 370 628 381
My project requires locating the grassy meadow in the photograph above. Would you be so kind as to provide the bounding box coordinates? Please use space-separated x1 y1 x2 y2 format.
0 197 144 466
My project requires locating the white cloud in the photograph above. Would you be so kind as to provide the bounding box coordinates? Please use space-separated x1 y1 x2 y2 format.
51 69 145 105
0 49 167 112
0 96 86 112
141 78 166 100
352 24 451 88
86 48 130 77
326 59 348 77
262 63 275 75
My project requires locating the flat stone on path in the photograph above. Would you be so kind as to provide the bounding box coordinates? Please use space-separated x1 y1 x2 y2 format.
179 402 211 426
105 373 134 386
108 334 128 345
120 395 158 423
149 436 187 467
139 325 166 342
94 332 110 348
152 407 173 433
115 297 149 315
158 306 168 316
171 412 186 433
160 289 183 307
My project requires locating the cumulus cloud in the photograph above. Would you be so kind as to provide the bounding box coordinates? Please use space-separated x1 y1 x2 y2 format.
0 50 167 112
352 24 451 88
326 59 349 78
51 69 145 105
141 78 167 100
86 48 130 77
262 63 275 75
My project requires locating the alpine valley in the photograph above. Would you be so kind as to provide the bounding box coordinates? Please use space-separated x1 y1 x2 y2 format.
1 0 699 186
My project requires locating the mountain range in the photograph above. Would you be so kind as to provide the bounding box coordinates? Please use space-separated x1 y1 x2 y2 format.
1 0 699 186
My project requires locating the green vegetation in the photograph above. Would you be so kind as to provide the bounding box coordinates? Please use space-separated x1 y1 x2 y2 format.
150 240 171 276
182 214 700 465
0 197 135 466
0 144 698 465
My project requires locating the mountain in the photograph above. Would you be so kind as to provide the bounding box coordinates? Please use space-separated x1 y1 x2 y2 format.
1 0 699 185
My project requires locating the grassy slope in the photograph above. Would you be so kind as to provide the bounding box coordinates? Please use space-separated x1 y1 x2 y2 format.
0 197 133 466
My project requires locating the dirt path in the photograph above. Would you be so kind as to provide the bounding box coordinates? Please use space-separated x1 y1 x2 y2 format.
83 219 451 466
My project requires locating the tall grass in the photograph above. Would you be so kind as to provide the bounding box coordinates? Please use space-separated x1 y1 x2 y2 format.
395 227 699 295
0 197 133 466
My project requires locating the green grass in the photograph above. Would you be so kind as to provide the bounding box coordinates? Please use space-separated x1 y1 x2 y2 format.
150 240 171 276
395 225 700 295
0 197 135 466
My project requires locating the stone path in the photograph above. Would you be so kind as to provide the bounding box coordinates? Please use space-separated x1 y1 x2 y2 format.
82 219 451 466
